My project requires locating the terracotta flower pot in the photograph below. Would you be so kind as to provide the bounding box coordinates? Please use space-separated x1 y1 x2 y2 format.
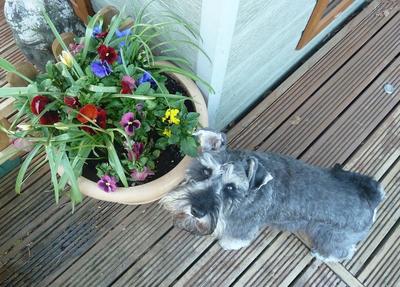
51 32 76 59
59 61 208 205
6 62 38 87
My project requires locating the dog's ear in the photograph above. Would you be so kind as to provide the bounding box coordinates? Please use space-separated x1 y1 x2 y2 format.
193 129 227 152
246 157 273 191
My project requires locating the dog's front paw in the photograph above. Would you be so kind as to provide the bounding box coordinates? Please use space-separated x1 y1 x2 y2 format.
218 237 251 251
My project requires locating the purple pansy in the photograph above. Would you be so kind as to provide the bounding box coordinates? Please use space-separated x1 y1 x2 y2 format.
138 71 157 88
90 60 112 78
131 167 154 181
136 103 144 112
120 112 141 136
116 28 131 47
116 28 132 38
127 142 144 161
97 175 117 192
92 25 101 36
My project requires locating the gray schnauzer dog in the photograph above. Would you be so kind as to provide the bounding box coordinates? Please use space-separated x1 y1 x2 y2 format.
161 130 385 262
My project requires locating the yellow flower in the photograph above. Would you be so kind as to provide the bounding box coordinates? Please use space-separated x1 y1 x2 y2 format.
60 51 74 68
162 108 180 125
163 128 172 137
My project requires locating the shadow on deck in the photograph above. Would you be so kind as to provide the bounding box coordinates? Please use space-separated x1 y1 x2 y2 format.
0 0 399 286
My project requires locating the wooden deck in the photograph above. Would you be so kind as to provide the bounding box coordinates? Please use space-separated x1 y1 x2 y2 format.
1 0 400 286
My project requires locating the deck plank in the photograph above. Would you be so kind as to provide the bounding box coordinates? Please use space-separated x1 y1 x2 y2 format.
261 12 400 157
357 221 400 286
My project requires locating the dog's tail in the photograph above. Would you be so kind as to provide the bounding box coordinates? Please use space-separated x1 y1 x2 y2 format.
332 164 385 209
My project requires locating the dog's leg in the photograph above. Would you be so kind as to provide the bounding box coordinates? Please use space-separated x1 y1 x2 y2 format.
218 236 253 251
309 228 362 262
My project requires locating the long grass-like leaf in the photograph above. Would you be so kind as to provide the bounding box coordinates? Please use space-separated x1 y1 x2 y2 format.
45 144 63 203
112 93 190 100
15 144 42 194
81 14 101 60
152 39 211 63
0 58 34 84
154 64 214 93
119 49 130 75
105 137 128 187
88 85 119 93
0 86 37 97
10 100 28 130
62 154 83 205
104 13 122 45
111 94 156 100
42 11 84 77
59 140 92 190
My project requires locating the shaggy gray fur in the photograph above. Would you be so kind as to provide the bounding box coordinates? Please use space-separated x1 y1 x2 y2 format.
161 130 385 261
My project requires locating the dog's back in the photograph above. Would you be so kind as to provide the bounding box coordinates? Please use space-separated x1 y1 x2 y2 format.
331 164 385 210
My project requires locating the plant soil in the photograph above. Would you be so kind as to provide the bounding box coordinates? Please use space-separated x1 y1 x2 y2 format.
81 75 195 187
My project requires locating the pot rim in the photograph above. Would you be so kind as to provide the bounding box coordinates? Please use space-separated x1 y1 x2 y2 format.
58 61 208 204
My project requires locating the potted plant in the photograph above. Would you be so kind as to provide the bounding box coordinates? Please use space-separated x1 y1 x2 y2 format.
0 5 209 206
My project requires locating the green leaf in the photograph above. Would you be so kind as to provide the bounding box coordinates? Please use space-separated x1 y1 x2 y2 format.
89 85 119 93
0 85 38 97
105 138 128 187
15 145 42 194
45 144 63 203
112 93 189 100
135 82 151 94
112 94 156 100
0 58 34 84
180 136 198 157
104 13 122 45
42 11 85 77
62 154 83 205
153 64 214 93
59 141 92 190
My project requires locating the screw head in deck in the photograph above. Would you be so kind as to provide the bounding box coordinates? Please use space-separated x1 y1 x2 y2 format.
384 83 395 94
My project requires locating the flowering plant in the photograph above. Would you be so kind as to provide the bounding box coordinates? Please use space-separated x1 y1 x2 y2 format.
0 7 210 206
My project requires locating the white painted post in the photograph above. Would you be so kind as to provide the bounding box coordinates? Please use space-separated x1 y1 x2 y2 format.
196 0 240 129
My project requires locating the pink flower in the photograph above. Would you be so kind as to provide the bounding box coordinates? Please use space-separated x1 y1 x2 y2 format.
131 167 154 181
127 142 144 161
97 175 117 192
121 75 136 94
11 138 33 152
120 112 141 136
69 43 84 55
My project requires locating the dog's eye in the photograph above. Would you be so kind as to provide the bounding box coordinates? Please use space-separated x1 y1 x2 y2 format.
223 183 236 193
202 167 212 177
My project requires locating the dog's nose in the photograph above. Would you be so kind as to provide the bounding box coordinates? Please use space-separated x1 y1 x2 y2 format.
191 206 206 218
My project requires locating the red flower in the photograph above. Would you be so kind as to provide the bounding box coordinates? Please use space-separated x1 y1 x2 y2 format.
96 108 107 129
95 31 108 39
30 95 50 115
77 104 107 134
77 104 98 123
121 75 136 94
64 96 79 108
39 111 60 125
97 44 118 64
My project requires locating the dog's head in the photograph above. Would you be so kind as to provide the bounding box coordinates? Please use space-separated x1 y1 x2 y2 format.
161 131 273 236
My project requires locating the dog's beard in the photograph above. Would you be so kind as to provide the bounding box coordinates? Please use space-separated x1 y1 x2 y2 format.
173 212 215 235
160 185 218 235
